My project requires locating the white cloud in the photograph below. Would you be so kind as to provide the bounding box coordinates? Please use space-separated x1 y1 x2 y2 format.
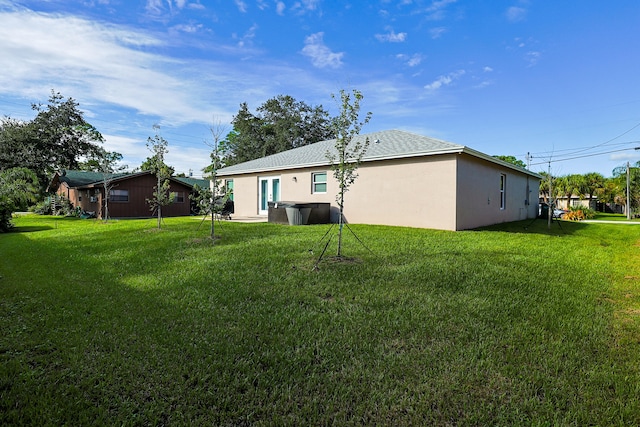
506 6 527 22
423 0 457 20
407 54 424 67
234 0 247 13
424 70 465 91
171 22 203 33
145 0 187 13
398 53 424 67
276 1 285 15
429 27 446 39
235 23 259 47
525 51 541 66
375 29 407 43
292 0 320 14
483 66 493 72
0 10 212 124
301 32 344 69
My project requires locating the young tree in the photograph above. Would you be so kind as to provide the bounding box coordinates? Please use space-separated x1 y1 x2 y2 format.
326 89 372 258
145 132 173 229
202 118 227 241
96 150 127 221
0 168 39 232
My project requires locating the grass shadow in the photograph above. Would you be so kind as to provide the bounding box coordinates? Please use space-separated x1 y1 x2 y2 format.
9 225 54 233
476 217 590 235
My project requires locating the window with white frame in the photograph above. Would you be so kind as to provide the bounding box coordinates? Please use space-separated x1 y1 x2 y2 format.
500 174 506 210
312 172 327 194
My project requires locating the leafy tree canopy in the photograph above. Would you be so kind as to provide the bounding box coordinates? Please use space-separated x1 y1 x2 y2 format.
0 168 39 232
493 155 527 168
0 91 105 189
222 95 336 166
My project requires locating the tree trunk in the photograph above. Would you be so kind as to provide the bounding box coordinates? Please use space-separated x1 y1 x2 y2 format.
337 182 345 257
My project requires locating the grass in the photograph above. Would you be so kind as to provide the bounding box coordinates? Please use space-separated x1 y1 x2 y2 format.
593 212 640 221
1 214 639 426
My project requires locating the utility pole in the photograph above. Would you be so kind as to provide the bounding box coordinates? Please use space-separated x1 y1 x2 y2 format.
548 162 552 229
627 161 631 220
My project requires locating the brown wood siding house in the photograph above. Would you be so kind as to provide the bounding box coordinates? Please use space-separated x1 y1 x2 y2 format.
48 170 207 219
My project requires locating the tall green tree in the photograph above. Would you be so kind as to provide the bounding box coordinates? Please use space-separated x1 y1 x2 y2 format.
581 172 605 208
613 161 640 216
597 177 625 211
224 95 335 165
145 132 173 229
0 91 105 190
326 89 372 258
554 174 585 209
493 155 527 168
0 168 39 232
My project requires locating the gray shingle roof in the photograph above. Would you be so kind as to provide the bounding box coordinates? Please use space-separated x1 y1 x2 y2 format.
217 129 466 176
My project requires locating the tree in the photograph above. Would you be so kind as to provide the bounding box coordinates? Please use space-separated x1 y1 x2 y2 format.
613 161 640 216
493 155 527 168
597 177 625 211
139 155 175 176
0 91 105 188
201 118 228 241
581 172 605 208
326 89 372 258
554 174 586 209
145 132 173 229
0 168 39 232
95 150 127 221
224 95 335 165
538 171 554 204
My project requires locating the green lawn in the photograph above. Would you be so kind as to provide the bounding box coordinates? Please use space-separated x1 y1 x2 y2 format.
1 215 639 425
593 212 640 222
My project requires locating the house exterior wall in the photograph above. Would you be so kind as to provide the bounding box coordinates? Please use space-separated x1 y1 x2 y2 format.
220 154 538 230
56 174 192 218
103 174 192 218
55 183 81 206
340 155 458 229
222 154 460 230
455 154 539 230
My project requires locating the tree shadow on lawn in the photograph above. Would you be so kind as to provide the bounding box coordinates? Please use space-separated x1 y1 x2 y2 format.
9 225 54 233
475 218 589 236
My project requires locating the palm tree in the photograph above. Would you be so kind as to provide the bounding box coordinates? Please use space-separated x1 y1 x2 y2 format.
554 174 584 209
582 172 605 209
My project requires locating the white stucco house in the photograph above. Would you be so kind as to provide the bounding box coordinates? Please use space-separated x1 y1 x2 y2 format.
216 129 541 231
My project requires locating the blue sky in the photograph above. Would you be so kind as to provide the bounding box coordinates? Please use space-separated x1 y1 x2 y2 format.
1 0 639 178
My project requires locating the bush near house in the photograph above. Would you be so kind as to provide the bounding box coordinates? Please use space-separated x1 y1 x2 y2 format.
563 206 596 221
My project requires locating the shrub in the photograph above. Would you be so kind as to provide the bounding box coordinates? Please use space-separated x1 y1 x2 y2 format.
565 206 596 221
29 195 77 217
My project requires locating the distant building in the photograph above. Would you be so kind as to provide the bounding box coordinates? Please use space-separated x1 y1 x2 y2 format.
48 170 208 218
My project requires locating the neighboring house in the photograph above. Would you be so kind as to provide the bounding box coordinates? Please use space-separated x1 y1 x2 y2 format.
216 129 541 231
47 170 208 218
552 195 597 210
549 194 624 214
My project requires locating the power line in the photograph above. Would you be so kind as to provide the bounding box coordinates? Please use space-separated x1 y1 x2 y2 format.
530 146 640 166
